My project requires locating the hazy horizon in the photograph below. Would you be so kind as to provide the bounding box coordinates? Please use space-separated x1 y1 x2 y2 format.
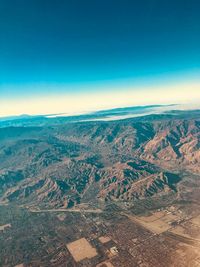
1 0 200 116
1 79 200 117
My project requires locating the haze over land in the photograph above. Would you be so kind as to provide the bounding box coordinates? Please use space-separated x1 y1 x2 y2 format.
1 79 200 118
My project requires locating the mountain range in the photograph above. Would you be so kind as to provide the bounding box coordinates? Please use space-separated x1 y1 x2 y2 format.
1 107 200 209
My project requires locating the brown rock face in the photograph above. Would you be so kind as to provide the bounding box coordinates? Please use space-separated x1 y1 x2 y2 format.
142 120 200 172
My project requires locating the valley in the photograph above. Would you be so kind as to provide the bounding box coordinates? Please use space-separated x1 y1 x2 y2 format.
0 109 200 266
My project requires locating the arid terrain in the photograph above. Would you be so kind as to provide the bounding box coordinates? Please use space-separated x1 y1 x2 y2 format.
0 108 200 267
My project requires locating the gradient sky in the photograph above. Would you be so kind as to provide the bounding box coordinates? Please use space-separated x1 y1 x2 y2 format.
0 0 200 116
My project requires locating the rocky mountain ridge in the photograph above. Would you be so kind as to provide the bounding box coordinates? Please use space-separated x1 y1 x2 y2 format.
0 111 199 208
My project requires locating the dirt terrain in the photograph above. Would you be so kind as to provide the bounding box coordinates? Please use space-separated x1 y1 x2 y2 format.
0 110 200 266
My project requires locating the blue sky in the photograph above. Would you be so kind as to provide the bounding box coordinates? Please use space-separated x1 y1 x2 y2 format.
0 0 200 115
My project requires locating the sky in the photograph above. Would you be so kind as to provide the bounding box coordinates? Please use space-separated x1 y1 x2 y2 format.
0 0 200 116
